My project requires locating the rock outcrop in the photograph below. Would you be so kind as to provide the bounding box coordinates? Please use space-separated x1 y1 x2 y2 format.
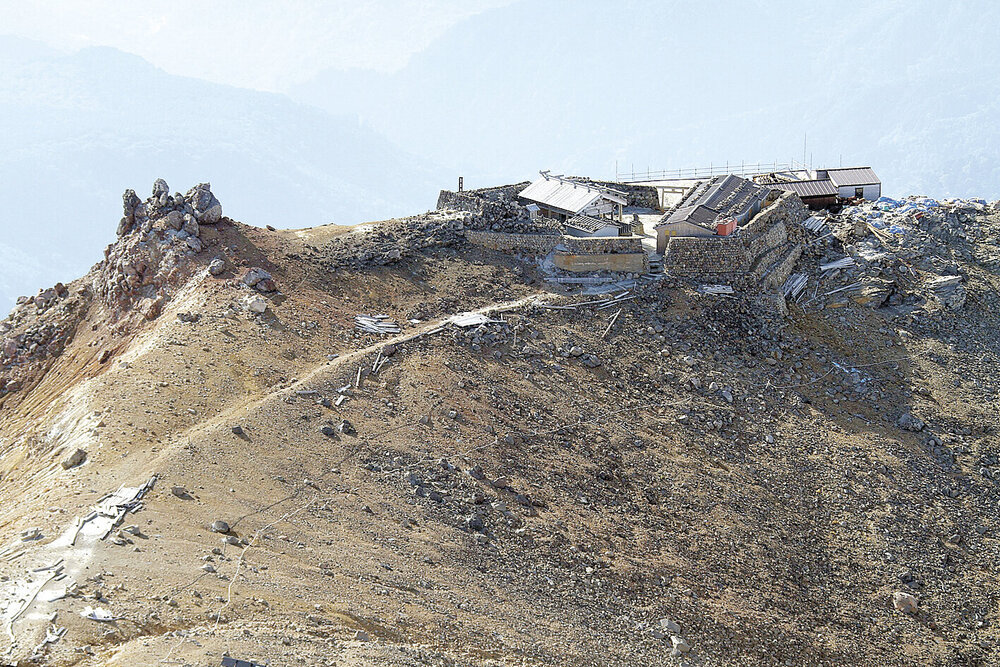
101 180 226 319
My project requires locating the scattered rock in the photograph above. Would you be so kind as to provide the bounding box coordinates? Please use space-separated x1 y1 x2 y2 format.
893 591 919 614
210 520 231 534
186 182 223 223
246 296 267 314
897 413 925 432
61 448 87 470
670 635 691 656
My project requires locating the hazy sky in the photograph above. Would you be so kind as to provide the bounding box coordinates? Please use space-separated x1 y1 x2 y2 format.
0 0 514 90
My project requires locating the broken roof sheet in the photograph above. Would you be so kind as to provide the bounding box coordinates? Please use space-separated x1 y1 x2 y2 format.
565 214 619 233
519 175 626 214
766 179 838 197
657 204 719 229
826 167 880 187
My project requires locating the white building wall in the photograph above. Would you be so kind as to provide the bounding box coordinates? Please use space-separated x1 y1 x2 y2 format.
566 225 618 238
837 184 881 200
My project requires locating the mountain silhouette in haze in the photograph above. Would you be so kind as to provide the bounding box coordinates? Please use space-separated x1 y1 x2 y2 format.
291 0 1000 199
0 37 440 311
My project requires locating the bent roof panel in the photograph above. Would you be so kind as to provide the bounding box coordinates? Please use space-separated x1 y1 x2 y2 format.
826 167 880 187
767 179 838 197
519 177 626 214
656 204 719 230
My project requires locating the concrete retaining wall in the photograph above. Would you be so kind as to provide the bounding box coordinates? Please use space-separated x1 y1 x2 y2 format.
465 230 644 256
554 253 648 273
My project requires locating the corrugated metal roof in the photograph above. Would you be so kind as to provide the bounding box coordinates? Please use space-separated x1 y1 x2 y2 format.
701 174 745 209
654 174 772 232
519 176 626 214
565 214 618 233
657 204 719 229
767 179 838 197
826 167 880 187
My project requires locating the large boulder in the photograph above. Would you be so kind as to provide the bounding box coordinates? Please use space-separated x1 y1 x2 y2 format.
152 178 170 199
186 183 222 224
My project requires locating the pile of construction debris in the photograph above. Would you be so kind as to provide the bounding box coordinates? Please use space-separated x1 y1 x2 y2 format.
787 195 1000 315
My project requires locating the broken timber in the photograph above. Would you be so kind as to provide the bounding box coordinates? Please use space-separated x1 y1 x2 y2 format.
354 314 401 335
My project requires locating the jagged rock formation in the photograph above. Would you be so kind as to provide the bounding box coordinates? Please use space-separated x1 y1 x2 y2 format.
102 180 224 319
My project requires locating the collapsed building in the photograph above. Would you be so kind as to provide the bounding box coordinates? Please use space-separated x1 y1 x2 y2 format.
653 174 772 252
756 166 882 209
517 172 630 235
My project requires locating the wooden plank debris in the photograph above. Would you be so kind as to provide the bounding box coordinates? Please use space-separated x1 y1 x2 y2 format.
782 273 808 299
602 309 622 339
539 291 635 312
697 284 734 295
354 314 401 335
801 215 827 232
820 257 855 272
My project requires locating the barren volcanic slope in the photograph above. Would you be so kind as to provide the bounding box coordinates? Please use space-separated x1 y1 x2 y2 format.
1 182 1000 667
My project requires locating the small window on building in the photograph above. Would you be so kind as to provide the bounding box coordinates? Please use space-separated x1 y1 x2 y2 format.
855 187 864 198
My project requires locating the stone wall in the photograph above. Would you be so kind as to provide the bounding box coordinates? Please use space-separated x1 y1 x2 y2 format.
663 236 751 277
746 222 788 264
436 182 529 213
436 182 557 234
559 235 645 254
760 244 804 291
575 179 660 209
464 230 562 254
663 191 809 285
465 230 644 256
741 192 808 239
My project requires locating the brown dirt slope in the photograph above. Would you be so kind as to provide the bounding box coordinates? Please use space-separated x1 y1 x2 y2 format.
1 211 999 667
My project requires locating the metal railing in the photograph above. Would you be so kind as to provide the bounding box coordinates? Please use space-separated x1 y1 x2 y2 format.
615 160 811 184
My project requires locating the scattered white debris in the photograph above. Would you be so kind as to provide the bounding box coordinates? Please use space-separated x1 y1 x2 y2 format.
782 273 808 299
354 314 401 335
80 606 114 622
801 215 827 232
449 312 493 328
71 477 157 544
820 257 855 272
697 284 734 295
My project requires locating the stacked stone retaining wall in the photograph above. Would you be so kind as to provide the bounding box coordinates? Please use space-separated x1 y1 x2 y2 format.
664 192 809 283
574 179 660 209
464 230 644 255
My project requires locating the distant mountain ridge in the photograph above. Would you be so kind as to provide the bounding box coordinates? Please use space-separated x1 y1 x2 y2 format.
290 0 1000 199
0 37 442 311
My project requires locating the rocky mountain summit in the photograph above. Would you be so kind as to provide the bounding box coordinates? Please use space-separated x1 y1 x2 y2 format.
1 184 1000 666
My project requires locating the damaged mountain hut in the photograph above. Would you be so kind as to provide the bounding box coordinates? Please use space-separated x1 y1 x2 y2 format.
761 179 839 210
518 172 628 228
756 166 881 209
653 174 773 253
